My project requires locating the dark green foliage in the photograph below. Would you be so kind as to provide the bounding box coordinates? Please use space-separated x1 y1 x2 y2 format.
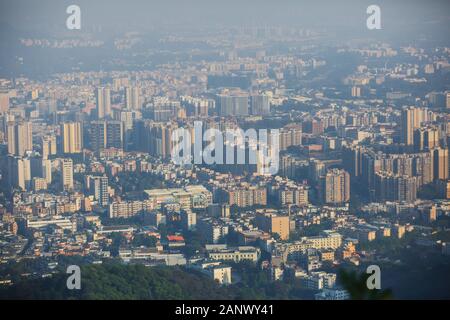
110 172 163 193
338 269 393 300
182 231 205 258
417 183 441 200
0 262 314 300
109 233 128 257
0 263 230 300
132 234 157 247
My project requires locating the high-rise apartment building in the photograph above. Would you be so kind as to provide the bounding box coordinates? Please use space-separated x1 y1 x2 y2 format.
61 122 83 154
303 118 324 135
278 186 309 207
105 121 123 150
95 87 111 119
89 120 123 153
0 91 10 113
279 124 302 151
351 86 361 97
42 158 52 184
432 147 449 180
250 94 270 115
7 121 32 156
342 145 363 178
119 110 141 151
125 86 140 110
7 155 30 190
401 106 434 145
217 92 249 116
134 120 173 156
61 158 74 191
89 175 109 207
89 121 106 153
32 177 48 192
413 126 439 151
181 210 197 231
446 91 450 109
322 169 350 204
227 186 267 207
41 135 57 159
374 173 417 202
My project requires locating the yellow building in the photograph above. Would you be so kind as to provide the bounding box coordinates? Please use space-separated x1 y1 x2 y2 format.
255 211 290 240
61 122 83 154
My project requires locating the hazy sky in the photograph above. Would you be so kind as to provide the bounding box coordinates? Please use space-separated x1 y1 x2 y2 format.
0 0 449 78
0 0 449 36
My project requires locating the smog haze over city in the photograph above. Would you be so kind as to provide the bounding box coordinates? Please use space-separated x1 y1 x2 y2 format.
0 0 450 310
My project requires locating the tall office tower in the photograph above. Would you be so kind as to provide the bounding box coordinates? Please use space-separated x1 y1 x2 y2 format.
401 106 433 145
89 175 109 207
322 168 351 204
432 147 449 180
61 122 83 154
61 158 74 191
41 135 57 159
218 92 249 116
7 121 33 156
413 126 440 151
250 94 270 115
125 86 140 110
95 87 111 119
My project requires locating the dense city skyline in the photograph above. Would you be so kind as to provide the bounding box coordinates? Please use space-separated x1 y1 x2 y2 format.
0 0 450 305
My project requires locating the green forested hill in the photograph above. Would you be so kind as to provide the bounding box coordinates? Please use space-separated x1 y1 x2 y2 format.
0 262 315 300
0 264 229 300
